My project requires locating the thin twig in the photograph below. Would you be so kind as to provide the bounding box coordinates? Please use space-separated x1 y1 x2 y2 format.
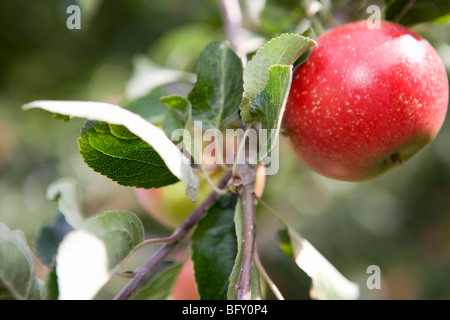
254 245 285 300
232 124 252 177
113 172 232 300
254 195 290 228
198 162 229 195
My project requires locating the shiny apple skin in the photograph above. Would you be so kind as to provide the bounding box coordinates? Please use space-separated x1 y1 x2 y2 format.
283 20 449 181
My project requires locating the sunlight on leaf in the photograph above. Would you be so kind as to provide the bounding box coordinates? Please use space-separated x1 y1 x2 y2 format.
22 100 199 202
287 228 360 300
125 55 196 99
46 178 84 230
0 222 46 300
56 229 109 300
56 210 144 300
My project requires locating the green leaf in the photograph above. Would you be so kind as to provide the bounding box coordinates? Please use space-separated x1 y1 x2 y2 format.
277 229 293 258
434 12 450 24
250 64 293 161
34 215 73 267
46 178 84 229
161 94 189 113
84 210 144 270
161 94 192 142
385 0 450 25
191 194 239 300
56 210 144 300
44 268 59 300
22 100 199 202
0 222 46 300
162 108 187 139
79 120 179 189
240 33 316 123
188 41 244 130
282 227 360 300
161 95 201 164
130 260 183 300
227 198 262 300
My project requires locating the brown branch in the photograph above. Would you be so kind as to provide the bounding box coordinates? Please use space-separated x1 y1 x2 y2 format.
113 171 232 300
233 138 258 300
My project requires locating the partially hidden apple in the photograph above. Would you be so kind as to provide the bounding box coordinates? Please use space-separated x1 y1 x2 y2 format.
170 255 199 300
283 20 449 181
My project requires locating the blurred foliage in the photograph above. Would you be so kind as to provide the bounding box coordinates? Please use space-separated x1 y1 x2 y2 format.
0 0 449 300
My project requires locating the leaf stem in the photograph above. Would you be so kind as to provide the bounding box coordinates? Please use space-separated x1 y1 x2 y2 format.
113 172 232 300
213 131 232 171
254 195 290 228
232 124 252 177
254 245 285 300
198 162 229 195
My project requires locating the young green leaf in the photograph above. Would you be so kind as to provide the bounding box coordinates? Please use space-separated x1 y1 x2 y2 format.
188 41 244 130
0 222 46 300
161 95 198 163
161 94 189 113
240 33 316 123
251 64 292 161
22 100 199 202
283 227 360 300
56 210 144 300
191 194 239 300
163 108 188 139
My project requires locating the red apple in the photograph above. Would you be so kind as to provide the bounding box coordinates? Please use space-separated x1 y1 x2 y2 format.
283 20 448 181
170 256 199 300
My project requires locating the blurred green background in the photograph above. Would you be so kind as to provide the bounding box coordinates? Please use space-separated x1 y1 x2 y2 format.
1 0 449 299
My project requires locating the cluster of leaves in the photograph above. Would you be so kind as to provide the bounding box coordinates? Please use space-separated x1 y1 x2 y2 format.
1 29 361 300
2 0 449 301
